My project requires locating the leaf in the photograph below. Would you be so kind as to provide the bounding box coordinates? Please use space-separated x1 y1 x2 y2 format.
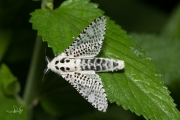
30 0 103 56
130 33 180 84
0 63 20 96
0 30 11 61
30 0 180 119
100 20 180 119
161 4 180 39
0 79 27 120
0 64 27 119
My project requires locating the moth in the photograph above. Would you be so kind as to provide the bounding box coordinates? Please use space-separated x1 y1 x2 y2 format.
44 16 125 112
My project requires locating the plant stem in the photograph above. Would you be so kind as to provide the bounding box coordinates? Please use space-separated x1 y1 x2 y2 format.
42 0 54 9
23 0 54 119
23 35 43 105
23 0 54 106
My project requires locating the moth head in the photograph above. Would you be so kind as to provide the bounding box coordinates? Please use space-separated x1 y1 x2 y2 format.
45 55 66 74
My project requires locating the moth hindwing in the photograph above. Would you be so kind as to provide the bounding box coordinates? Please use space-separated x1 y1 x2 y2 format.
45 16 125 112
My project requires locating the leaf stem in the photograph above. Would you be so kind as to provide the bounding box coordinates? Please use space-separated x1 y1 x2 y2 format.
41 0 54 10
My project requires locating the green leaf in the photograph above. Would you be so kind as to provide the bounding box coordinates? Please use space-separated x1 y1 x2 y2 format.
0 64 20 96
0 95 27 120
0 80 27 120
101 21 180 119
30 0 180 119
0 30 11 61
30 0 103 55
130 33 180 85
162 4 180 39
0 64 27 119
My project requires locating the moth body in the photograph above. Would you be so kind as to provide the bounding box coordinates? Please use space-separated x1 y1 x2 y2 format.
48 57 124 75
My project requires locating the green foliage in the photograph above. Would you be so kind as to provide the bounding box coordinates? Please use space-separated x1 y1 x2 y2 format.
30 0 103 55
0 64 20 95
0 27 27 120
30 0 180 119
0 64 27 120
162 4 180 39
0 30 11 61
0 93 27 120
130 34 180 85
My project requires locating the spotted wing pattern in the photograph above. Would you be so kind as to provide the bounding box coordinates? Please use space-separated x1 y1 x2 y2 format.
64 16 106 58
84 74 103 84
62 72 108 112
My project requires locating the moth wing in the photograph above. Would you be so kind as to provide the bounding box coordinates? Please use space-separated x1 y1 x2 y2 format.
83 74 103 84
63 16 106 58
62 72 108 112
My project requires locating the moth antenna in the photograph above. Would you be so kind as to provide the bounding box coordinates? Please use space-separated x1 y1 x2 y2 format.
45 56 51 63
44 68 50 75
44 48 51 63
44 48 50 76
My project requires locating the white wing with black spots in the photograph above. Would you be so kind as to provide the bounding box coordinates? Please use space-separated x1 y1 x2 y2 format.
84 74 103 84
61 72 108 112
64 16 106 58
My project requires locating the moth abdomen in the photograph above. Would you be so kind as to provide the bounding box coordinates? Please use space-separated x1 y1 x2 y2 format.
80 58 124 72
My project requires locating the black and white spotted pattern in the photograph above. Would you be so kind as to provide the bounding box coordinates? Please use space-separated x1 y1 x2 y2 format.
80 58 123 72
62 73 107 112
64 16 106 58
45 16 125 112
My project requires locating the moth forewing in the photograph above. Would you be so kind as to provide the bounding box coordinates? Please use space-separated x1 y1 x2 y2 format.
45 16 125 112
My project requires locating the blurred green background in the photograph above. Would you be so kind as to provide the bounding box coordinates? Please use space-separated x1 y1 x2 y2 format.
0 0 180 120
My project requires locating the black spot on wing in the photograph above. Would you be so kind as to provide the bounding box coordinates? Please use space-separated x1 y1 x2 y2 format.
55 61 59 64
66 67 70 71
60 58 65 63
55 66 59 70
66 59 70 63
60 67 65 71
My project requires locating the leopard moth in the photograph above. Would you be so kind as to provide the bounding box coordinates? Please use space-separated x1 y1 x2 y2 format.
44 16 125 112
